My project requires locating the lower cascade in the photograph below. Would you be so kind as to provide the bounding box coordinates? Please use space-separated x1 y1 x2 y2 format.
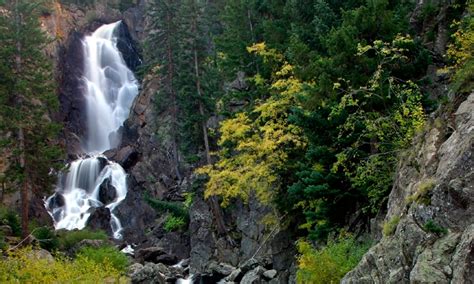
45 21 139 239
46 156 127 239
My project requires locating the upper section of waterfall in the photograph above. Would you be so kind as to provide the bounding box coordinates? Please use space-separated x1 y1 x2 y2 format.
83 21 139 154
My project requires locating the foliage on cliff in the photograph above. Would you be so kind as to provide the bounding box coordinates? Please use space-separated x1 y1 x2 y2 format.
447 2 474 93
192 0 434 241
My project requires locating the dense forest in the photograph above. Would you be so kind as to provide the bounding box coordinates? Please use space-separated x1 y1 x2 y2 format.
0 0 472 282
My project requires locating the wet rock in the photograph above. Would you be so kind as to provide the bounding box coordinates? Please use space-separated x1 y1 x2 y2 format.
155 254 178 266
114 176 155 243
135 246 166 263
58 31 87 149
86 207 112 235
116 145 140 170
47 193 65 209
98 178 117 204
115 21 142 72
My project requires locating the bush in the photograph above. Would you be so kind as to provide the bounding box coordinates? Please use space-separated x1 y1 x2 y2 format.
0 207 21 236
32 227 59 252
0 232 6 251
145 195 189 221
163 215 186 232
424 220 448 235
58 229 108 250
78 245 129 272
296 236 370 284
0 246 127 282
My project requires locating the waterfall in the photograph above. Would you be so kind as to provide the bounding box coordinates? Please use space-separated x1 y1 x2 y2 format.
46 21 138 239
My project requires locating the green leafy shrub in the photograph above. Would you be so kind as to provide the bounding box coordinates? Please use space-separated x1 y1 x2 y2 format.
0 207 21 236
145 195 189 221
0 246 127 282
32 226 59 252
78 245 129 272
383 216 401 237
57 229 108 250
163 215 186 232
0 232 6 251
424 220 448 235
296 236 370 283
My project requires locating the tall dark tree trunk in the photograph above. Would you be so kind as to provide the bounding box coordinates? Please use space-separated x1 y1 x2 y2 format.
14 0 29 238
166 10 181 181
191 3 226 235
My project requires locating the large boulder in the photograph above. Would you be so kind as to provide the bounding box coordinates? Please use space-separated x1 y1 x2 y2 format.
98 178 117 205
86 207 112 235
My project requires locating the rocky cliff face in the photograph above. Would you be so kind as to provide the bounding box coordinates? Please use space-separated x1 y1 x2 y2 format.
343 93 474 283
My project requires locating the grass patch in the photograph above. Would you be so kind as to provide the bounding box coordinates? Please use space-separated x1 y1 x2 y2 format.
296 236 371 284
57 229 108 250
78 245 129 272
383 216 401 237
406 179 436 205
0 246 127 282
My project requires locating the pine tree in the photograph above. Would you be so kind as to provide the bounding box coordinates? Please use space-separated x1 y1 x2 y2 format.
0 0 62 237
145 0 182 180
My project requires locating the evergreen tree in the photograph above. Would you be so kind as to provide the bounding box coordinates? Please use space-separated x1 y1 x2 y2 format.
0 0 62 237
145 0 182 180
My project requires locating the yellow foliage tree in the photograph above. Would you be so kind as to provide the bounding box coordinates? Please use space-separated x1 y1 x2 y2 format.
447 3 474 93
197 43 307 206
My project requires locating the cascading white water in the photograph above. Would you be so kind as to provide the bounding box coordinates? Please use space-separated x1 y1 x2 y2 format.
83 22 138 153
46 21 138 239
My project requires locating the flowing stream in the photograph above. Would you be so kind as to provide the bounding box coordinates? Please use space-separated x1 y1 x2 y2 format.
46 21 138 239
